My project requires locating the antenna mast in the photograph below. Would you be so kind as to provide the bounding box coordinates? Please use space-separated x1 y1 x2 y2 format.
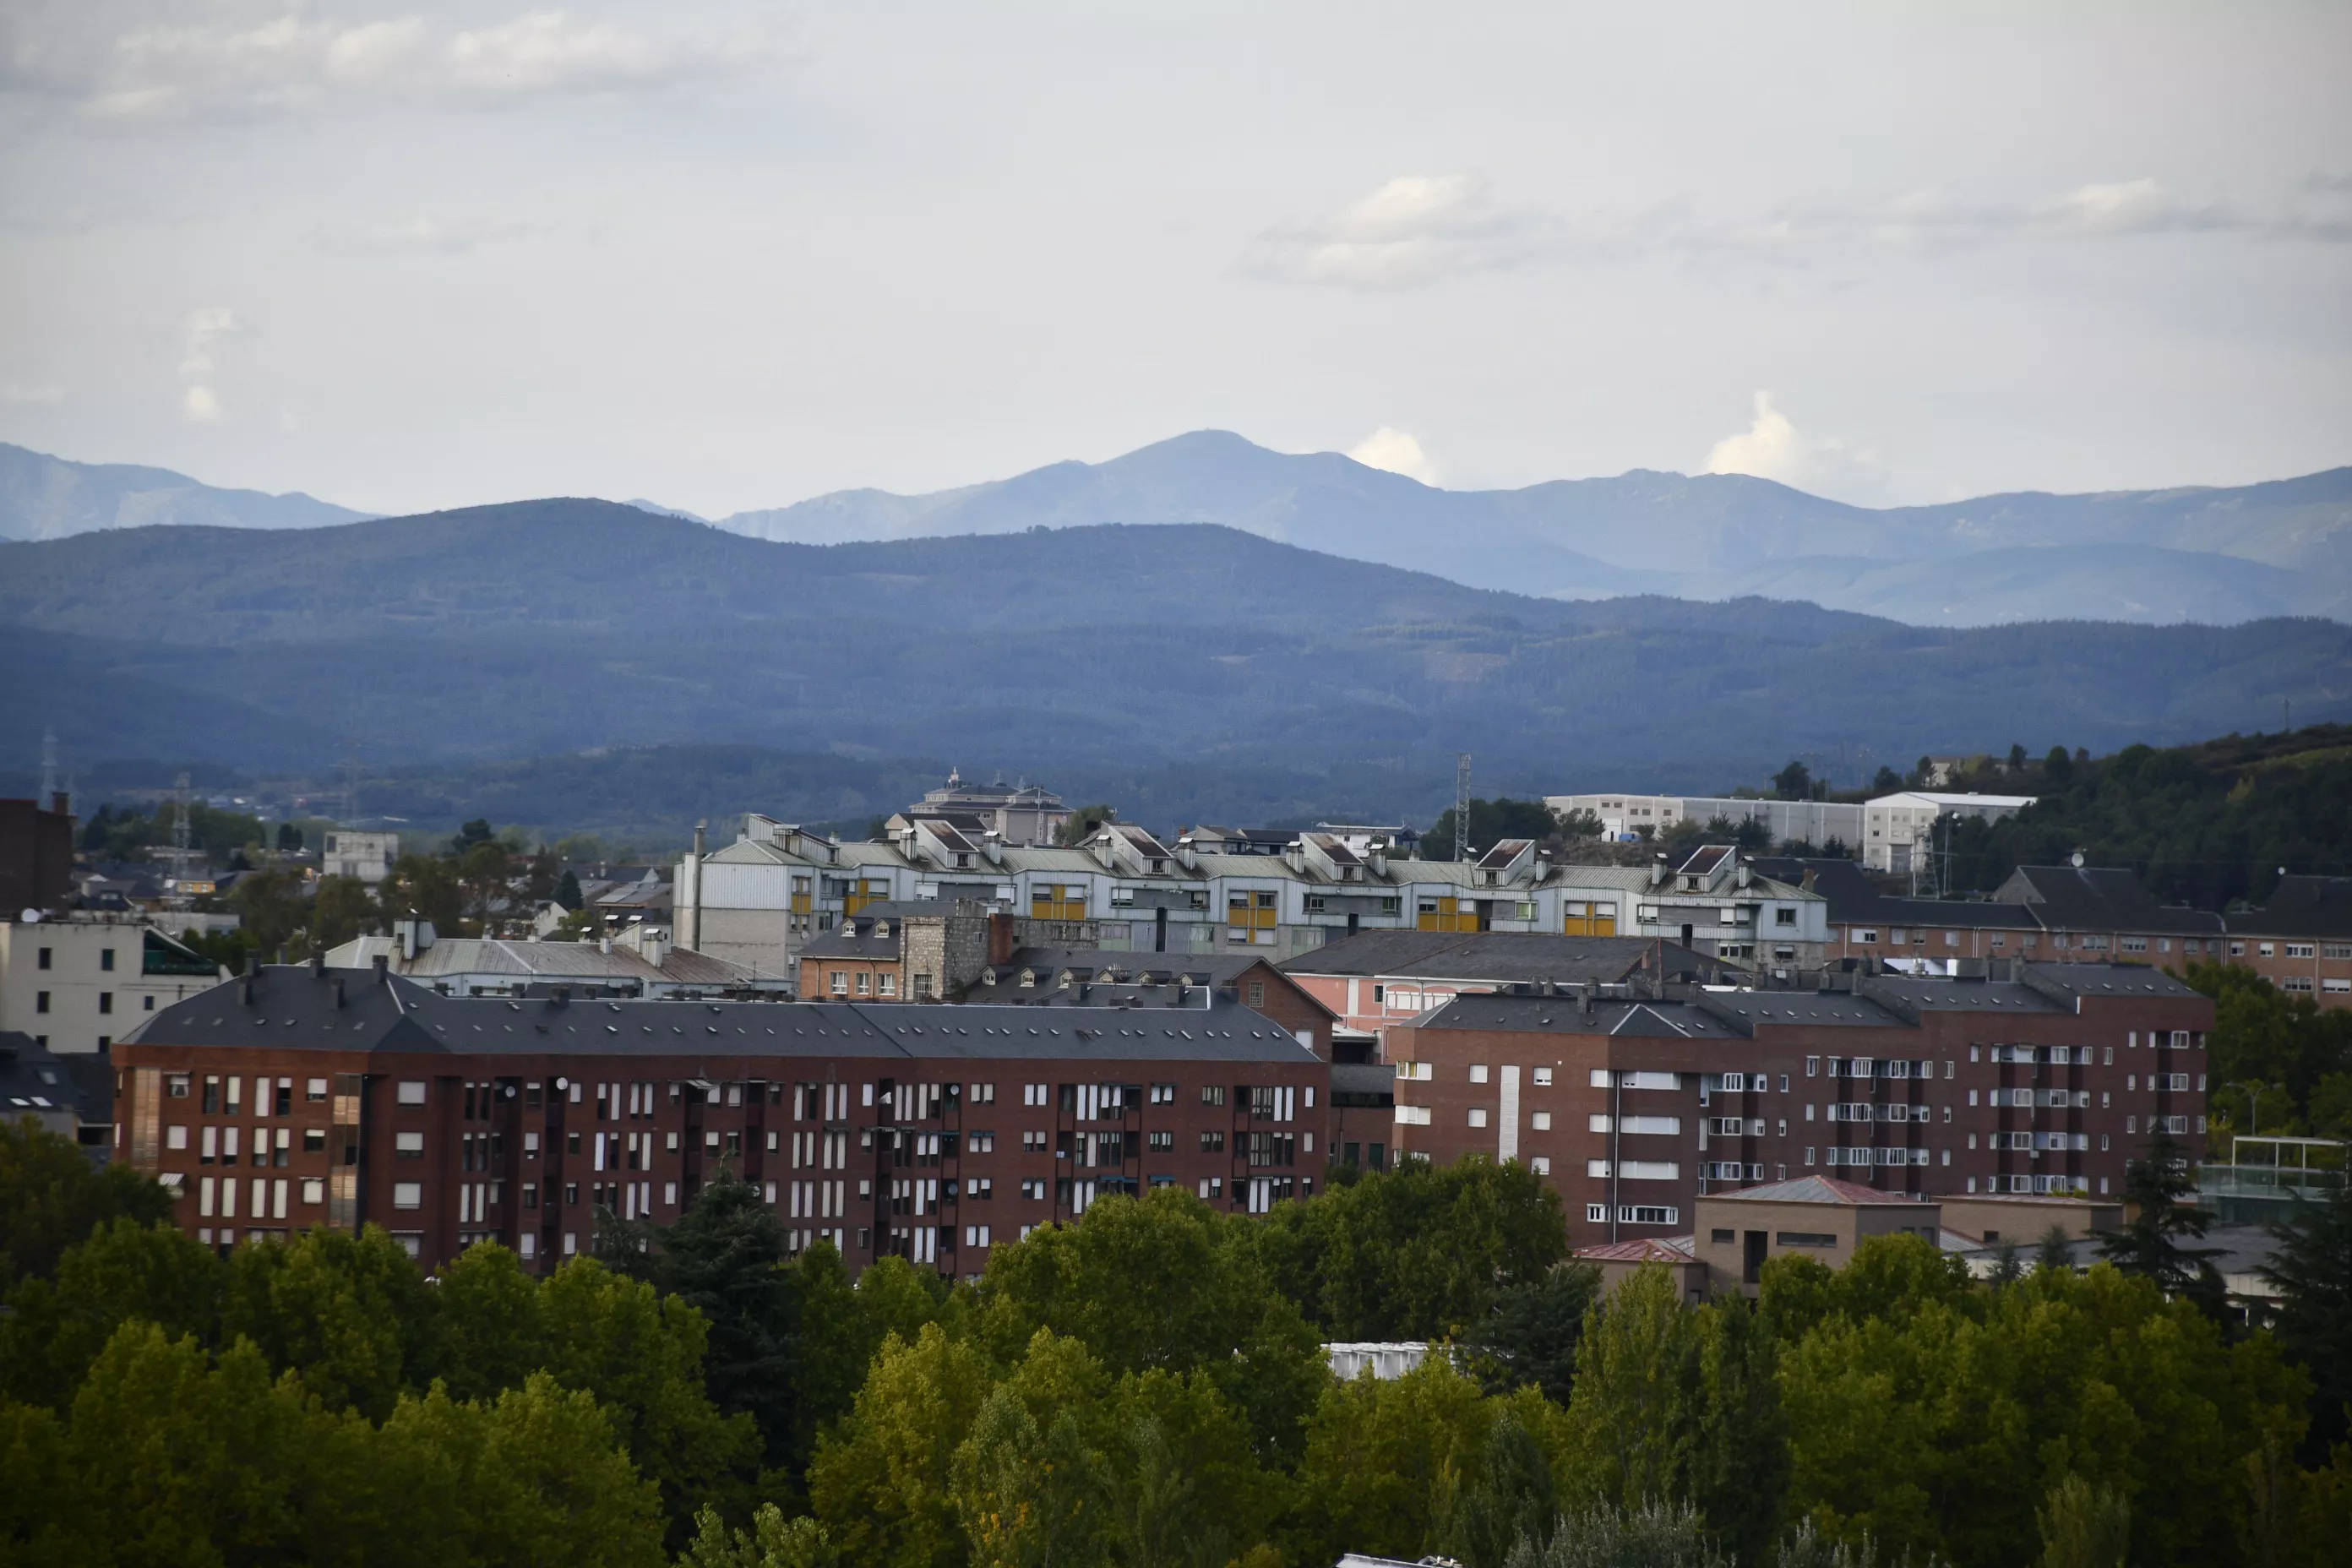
1454 752 1473 863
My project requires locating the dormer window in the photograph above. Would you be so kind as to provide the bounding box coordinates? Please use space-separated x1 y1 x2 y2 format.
1018 969 1037 988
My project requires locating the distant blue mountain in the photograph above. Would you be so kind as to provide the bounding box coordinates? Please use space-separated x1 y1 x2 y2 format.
0 442 370 542
720 430 2352 625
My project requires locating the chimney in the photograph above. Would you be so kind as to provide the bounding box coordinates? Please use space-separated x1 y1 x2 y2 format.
1650 853 1668 887
987 910 1017 966
373 952 389 985
1736 860 1752 890
1283 841 1306 874
50 791 69 815
310 948 325 977
333 977 346 1009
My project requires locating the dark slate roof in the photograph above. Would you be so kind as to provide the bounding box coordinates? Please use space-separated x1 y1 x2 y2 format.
2229 875 2352 939
1284 929 1695 983
798 927 904 961
121 967 1317 1065
0 1032 88 1119
1996 865 2224 937
1414 994 1743 1037
1331 1061 1396 1099
1854 975 2064 1015
1700 993 1912 1028
1749 857 2039 932
2013 962 2207 1001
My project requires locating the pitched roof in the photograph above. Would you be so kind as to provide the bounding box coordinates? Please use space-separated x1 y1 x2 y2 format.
1996 865 2224 936
2229 874 2352 939
122 968 1320 1066
1704 1174 1923 1206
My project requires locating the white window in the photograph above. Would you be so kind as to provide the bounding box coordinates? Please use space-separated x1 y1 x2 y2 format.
1618 1206 1677 1225
1467 1108 1489 1128
1589 1113 1614 1133
1470 1064 1489 1084
1587 1203 1607 1222
395 1081 427 1106
395 1131 425 1157
1529 1156 1550 1175
307 1079 328 1102
392 1181 422 1210
166 1125 188 1151
1394 1104 1432 1125
1620 1161 1680 1181
1621 1115 1681 1136
1589 1069 1612 1088
1531 1111 1552 1131
301 1178 324 1204
1532 1067 1553 1086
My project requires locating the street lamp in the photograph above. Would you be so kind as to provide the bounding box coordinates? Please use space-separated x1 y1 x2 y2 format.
2223 1081 2274 1146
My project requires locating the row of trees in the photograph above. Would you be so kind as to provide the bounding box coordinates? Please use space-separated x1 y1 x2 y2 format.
5 1113 2351 1567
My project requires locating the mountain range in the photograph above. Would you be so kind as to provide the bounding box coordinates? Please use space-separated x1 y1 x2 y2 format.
6 434 2345 627
4 501 2347 830
0 441 368 542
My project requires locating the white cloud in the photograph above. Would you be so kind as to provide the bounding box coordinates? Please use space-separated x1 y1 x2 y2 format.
179 306 243 422
0 381 65 406
1853 177 2352 249
23 8 787 122
1703 391 1883 500
1242 174 1549 289
1347 427 1441 485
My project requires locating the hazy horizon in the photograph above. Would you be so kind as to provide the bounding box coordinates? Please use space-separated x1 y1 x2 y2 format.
3 3 2348 521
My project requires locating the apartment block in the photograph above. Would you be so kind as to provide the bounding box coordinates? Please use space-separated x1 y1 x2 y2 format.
0 913 223 1055
114 961 1328 1275
1386 961 2213 1251
2224 875 2352 1008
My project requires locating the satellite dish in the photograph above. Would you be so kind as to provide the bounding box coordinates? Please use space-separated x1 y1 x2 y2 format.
2070 851 2085 868
19 909 41 923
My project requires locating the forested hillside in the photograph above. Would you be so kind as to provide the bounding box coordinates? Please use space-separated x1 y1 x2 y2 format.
5 504 2348 816
1947 726 2352 910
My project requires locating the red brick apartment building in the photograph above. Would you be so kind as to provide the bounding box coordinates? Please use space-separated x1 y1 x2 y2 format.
1387 961 2213 1250
113 961 1328 1275
1281 930 1731 1064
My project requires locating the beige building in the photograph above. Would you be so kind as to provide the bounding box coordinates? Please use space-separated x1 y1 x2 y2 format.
321 830 400 886
1695 1174 1942 1296
0 912 224 1055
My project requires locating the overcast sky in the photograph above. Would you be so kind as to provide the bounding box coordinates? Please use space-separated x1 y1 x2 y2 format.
2 1 2347 518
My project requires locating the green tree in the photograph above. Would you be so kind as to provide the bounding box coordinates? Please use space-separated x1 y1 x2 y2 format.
2044 746 2074 783
1286 1353 1493 1566
1441 1404 1561 1568
276 820 304 851
1502 1500 1729 1568
2097 1128 2226 1316
1871 765 1903 792
382 852 465 931
535 1256 762 1544
1055 805 1118 847
1461 1259 1599 1405
678 1505 835 1568
807 1322 994 1568
2037 1473 2127 1568
221 1224 441 1420
0 1217 226 1409
1255 1155 1567 1342
558 868 585 911
430 1240 549 1403
2260 1179 2352 1457
1559 1266 1700 1511
1690 1297 1786 1566
370 1373 668 1568
0 1119 176 1293
310 874 379 952
1775 760 1814 800
226 863 311 956
950 1331 1113 1568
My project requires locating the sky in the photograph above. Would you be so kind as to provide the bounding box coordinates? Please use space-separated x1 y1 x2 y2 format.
1 1 2348 519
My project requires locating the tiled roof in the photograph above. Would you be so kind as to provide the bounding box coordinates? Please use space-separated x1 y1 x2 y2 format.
1705 1174 1920 1206
1576 1236 1697 1263
2229 875 2352 939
